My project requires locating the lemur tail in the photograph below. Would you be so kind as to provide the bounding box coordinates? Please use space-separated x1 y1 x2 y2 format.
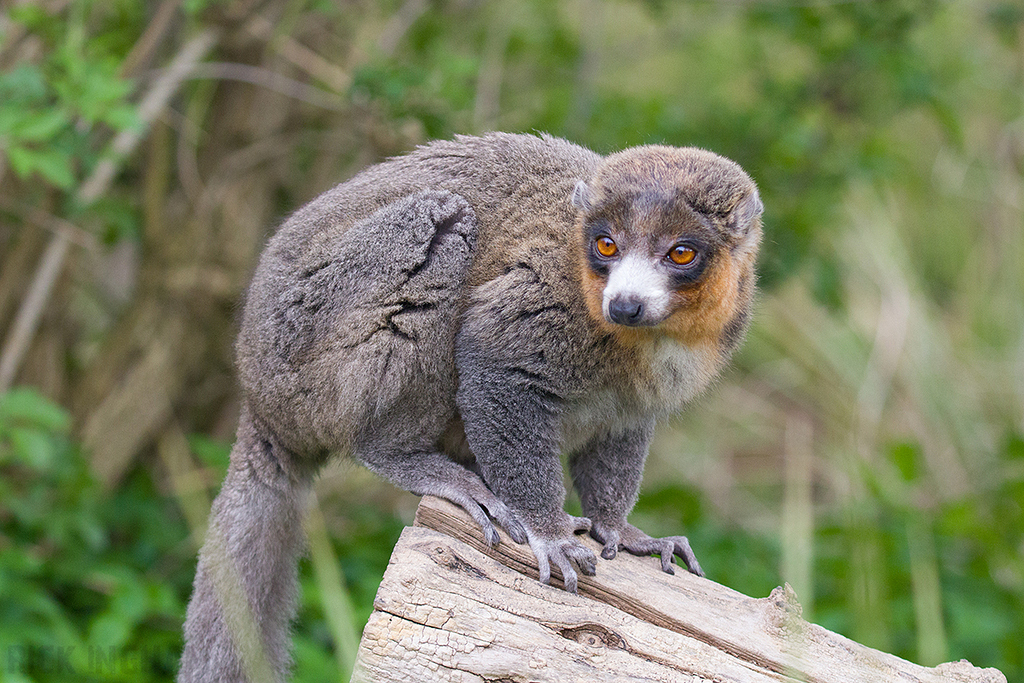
178 409 311 683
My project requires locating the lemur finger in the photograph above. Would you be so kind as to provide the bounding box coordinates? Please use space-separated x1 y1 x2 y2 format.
670 536 704 577
588 521 621 560
467 506 501 547
443 489 500 546
532 542 552 586
503 519 527 545
601 533 620 560
552 551 578 593
658 540 676 575
565 543 597 576
476 495 527 544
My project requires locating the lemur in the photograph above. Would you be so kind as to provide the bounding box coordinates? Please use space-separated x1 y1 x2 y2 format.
178 132 762 683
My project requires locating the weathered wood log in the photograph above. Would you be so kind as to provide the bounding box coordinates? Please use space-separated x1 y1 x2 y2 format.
352 495 1005 683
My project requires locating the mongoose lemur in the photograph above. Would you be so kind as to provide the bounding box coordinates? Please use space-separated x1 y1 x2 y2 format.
178 132 762 682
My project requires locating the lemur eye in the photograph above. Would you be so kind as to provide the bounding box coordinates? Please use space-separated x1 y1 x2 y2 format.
595 236 618 258
668 245 697 266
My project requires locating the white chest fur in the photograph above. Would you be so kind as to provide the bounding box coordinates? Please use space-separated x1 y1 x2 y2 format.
645 338 718 413
558 338 718 454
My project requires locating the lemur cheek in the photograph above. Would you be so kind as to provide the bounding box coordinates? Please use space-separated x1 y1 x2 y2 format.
580 269 609 326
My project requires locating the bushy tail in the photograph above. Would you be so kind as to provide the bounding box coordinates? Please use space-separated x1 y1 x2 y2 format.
178 410 310 683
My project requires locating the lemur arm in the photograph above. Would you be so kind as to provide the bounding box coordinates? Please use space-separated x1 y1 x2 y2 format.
455 268 597 593
570 421 704 577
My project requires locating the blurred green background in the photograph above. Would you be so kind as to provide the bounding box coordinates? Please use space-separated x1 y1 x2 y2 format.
1 0 1022 680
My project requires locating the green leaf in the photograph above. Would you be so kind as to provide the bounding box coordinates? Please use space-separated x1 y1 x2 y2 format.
0 389 71 433
12 109 68 142
0 64 48 104
188 434 232 471
101 103 142 133
8 428 58 470
2 144 75 188
4 144 38 178
29 145 76 188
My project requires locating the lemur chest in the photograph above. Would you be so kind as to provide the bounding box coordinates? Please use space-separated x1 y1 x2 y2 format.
644 338 719 411
558 339 718 454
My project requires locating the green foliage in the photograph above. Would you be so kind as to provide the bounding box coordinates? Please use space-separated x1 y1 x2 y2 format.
1 5 140 187
0 389 187 681
0 0 143 246
0 388 398 682
291 504 405 680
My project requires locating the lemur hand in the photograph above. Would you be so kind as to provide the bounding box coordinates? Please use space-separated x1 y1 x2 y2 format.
590 520 704 577
523 513 596 593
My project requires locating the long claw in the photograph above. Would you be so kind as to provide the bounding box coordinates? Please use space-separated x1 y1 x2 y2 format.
553 554 578 593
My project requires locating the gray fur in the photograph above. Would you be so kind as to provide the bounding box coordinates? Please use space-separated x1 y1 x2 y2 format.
179 133 761 682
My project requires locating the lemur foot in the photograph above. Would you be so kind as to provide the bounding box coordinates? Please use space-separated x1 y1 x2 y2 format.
590 521 704 577
431 472 527 547
524 514 595 593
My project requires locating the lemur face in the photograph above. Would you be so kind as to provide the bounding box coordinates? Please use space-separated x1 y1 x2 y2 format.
571 147 762 344
582 206 714 328
573 177 726 330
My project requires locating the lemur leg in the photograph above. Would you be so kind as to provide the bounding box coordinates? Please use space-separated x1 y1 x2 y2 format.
455 361 596 591
179 409 312 683
271 189 481 364
312 190 527 545
570 421 703 577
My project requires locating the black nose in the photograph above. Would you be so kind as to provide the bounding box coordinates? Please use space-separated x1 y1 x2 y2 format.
608 296 644 326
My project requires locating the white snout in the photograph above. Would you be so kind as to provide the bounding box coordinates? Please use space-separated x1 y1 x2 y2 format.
602 254 672 324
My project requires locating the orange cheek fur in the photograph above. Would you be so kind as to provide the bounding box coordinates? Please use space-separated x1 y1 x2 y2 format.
662 254 743 347
581 267 608 327
580 250 751 349
578 244 755 365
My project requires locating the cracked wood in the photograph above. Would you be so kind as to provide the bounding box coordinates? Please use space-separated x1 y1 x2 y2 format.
351 496 1006 683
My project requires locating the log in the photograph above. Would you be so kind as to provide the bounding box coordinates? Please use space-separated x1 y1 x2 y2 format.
352 496 1005 683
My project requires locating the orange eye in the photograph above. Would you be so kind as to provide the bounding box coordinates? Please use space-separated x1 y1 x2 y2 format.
595 236 618 258
668 245 696 266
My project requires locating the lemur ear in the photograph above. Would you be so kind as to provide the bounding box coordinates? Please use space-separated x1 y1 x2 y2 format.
571 180 593 212
726 189 763 236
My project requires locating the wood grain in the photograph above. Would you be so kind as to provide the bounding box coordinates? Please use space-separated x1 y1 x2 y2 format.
351 496 1006 683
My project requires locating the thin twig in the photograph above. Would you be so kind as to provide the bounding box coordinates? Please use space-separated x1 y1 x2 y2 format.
184 62 347 111
244 13 351 92
120 0 186 78
377 0 429 57
473 13 511 132
0 230 70 390
80 29 219 204
0 198 99 250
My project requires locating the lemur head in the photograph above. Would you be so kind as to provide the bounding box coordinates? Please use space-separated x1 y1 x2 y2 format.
572 146 763 346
